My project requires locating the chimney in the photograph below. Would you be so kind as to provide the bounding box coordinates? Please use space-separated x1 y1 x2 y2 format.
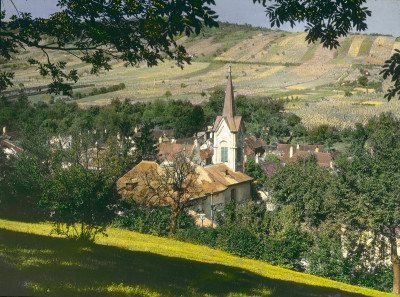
289 146 294 158
225 169 229 176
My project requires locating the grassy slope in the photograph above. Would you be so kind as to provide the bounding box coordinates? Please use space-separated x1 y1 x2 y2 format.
0 219 395 297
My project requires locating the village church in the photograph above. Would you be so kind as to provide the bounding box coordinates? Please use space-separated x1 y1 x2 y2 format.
117 68 253 226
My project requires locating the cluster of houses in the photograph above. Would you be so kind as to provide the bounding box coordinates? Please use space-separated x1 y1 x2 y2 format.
116 69 339 226
0 69 340 227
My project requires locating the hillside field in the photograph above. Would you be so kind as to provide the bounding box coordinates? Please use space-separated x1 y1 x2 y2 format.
0 219 396 297
3 24 400 129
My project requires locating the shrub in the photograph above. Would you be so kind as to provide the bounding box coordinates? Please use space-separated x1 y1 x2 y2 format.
358 76 368 86
113 205 194 236
345 90 353 97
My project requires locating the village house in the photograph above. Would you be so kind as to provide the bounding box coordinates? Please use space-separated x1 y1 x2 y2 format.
274 143 333 168
117 68 253 225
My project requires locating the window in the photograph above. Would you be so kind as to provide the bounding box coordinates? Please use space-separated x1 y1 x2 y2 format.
221 147 228 162
231 189 236 201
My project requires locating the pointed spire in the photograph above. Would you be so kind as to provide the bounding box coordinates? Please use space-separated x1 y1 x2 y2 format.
222 66 235 119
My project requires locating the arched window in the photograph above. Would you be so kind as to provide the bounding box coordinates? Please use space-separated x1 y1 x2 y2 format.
220 141 228 163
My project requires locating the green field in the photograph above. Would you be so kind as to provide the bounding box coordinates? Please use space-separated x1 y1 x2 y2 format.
0 219 395 297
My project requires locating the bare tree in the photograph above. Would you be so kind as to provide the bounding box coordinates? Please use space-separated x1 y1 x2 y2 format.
137 153 201 233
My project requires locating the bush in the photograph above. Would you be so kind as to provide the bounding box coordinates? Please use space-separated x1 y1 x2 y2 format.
113 205 194 236
345 90 353 97
358 76 368 86
174 227 219 247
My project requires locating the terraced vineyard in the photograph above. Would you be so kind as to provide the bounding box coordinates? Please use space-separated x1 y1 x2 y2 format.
3 23 400 129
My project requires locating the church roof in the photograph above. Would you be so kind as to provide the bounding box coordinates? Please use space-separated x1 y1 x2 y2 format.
223 71 235 119
213 115 242 132
213 69 242 132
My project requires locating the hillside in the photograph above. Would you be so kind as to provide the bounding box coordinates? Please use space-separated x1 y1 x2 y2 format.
0 218 395 297
3 23 400 129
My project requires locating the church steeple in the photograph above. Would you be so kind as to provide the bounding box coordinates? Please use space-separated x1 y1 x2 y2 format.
212 66 244 172
222 66 235 119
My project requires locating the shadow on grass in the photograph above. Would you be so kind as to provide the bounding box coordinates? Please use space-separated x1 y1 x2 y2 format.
0 228 367 297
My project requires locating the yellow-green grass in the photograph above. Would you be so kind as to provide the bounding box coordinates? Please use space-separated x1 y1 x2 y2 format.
0 218 395 297
358 36 375 57
301 42 320 62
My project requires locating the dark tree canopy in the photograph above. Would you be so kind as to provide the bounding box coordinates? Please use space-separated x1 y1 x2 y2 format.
254 0 371 49
0 0 218 93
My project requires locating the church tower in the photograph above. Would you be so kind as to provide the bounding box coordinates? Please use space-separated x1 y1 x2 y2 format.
212 67 244 172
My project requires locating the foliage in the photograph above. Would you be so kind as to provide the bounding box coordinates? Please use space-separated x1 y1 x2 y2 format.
381 49 400 100
40 165 119 242
264 153 280 165
308 124 340 145
245 157 266 183
74 83 125 99
345 90 353 97
202 89 224 124
0 0 218 93
236 96 298 142
358 76 368 86
113 203 194 236
254 0 371 49
164 90 172 99
336 113 400 293
267 156 342 228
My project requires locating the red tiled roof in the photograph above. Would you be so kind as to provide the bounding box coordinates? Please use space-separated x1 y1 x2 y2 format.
157 143 193 161
200 148 213 160
244 136 267 156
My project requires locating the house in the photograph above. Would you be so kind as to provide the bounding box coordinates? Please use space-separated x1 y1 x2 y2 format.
117 67 253 225
244 136 267 163
275 143 333 168
117 160 253 225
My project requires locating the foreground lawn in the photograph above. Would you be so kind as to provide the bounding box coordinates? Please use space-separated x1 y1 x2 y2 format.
0 219 395 297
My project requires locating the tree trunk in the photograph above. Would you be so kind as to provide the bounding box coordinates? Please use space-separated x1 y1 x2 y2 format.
170 211 179 233
391 235 400 294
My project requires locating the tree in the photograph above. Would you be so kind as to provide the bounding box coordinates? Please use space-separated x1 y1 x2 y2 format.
0 0 218 93
359 76 368 87
337 113 400 294
40 164 119 242
245 157 266 183
267 155 343 228
254 0 371 50
136 153 201 233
